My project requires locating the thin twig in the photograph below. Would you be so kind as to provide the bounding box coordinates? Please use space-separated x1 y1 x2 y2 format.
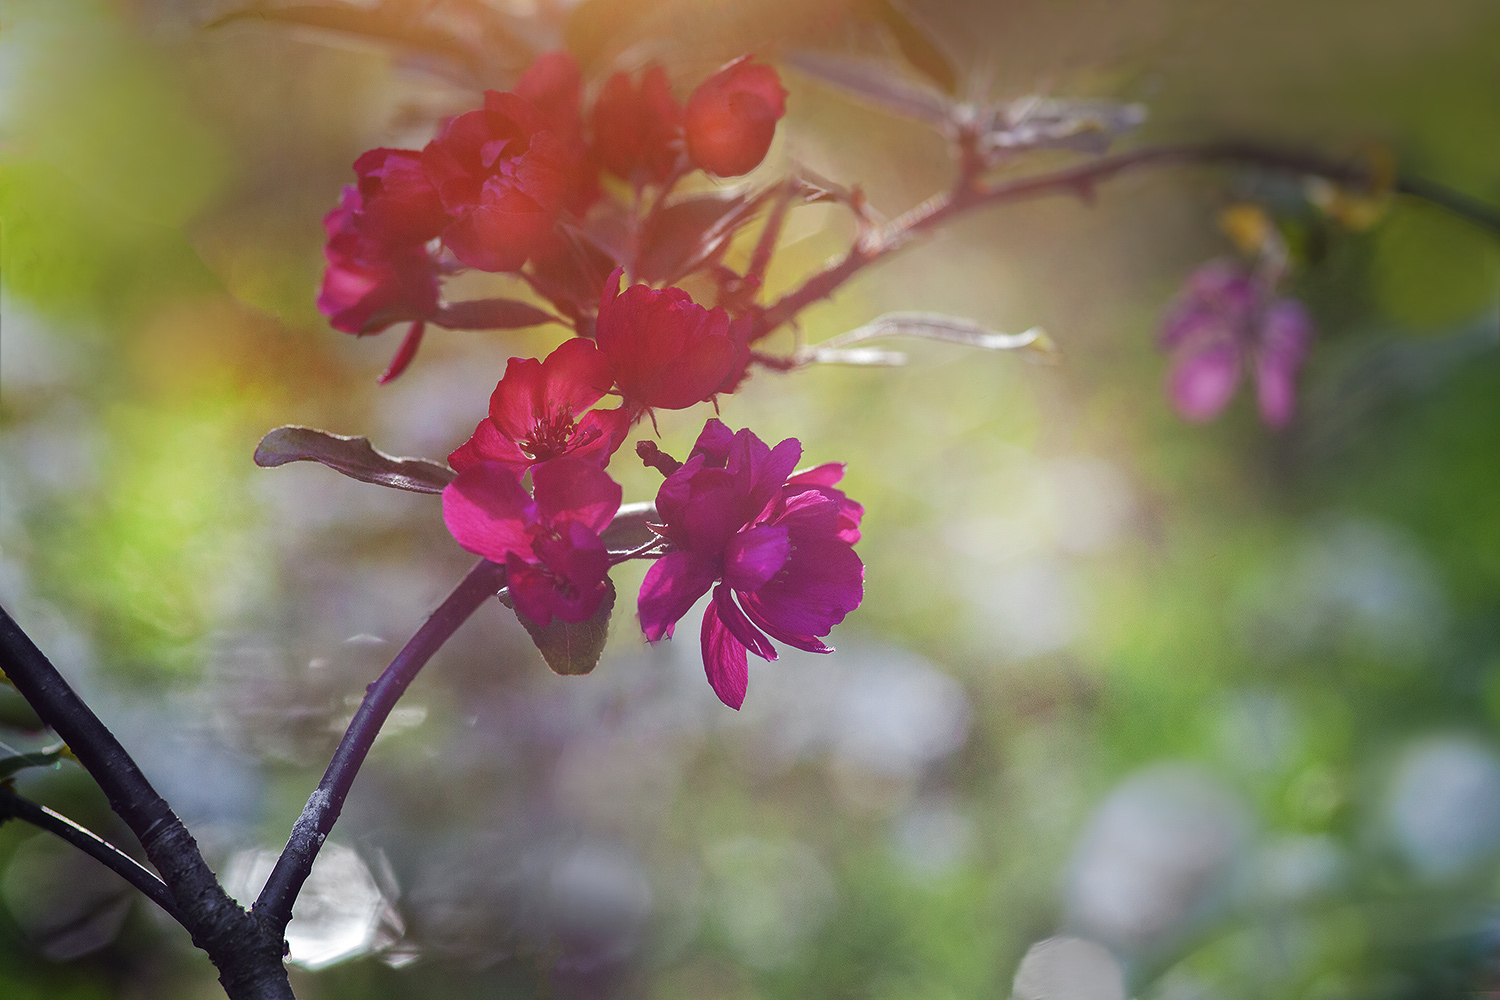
0 789 182 922
252 558 508 933
751 140 1500 342
0 604 292 999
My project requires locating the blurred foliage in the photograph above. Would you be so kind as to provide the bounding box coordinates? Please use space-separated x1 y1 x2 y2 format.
1 1 1499 999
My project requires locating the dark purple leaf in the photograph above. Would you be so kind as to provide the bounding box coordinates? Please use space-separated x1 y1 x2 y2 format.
507 580 615 676
253 426 455 494
637 192 766 286
431 299 561 330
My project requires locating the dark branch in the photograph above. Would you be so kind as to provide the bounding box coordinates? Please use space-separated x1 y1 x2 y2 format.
0 789 182 922
252 558 508 932
0 604 292 1000
752 140 1500 341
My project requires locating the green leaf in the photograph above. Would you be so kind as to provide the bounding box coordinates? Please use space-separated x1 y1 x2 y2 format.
0 743 68 782
508 581 616 676
253 426 456 494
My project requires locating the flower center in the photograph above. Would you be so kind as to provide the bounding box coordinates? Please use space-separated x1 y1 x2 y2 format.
522 408 580 461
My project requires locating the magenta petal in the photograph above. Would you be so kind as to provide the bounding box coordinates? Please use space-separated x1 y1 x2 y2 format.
638 550 718 642
739 533 863 639
531 456 622 535
787 462 845 488
1167 342 1242 422
442 462 536 561
689 418 736 468
714 584 777 661
722 524 790 592
1260 299 1313 368
746 436 803 521
701 598 749 710
1255 358 1298 429
506 553 557 626
739 598 833 653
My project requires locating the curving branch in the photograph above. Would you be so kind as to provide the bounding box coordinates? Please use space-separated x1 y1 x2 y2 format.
0 605 292 1000
751 140 1500 343
0 789 183 922
252 558 508 932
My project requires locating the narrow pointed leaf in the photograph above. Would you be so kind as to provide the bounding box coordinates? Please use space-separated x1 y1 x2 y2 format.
637 192 767 286
869 0 961 95
431 299 562 331
254 426 456 494
509 580 615 676
803 312 1058 363
0 742 67 781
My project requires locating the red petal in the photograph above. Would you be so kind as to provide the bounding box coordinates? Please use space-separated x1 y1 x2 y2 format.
441 462 536 562
376 322 426 384
531 456 622 536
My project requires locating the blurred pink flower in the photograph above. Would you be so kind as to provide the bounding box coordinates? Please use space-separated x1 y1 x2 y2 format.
1160 261 1314 429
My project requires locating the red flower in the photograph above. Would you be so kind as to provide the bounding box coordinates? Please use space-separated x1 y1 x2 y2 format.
592 65 683 183
318 186 439 335
594 268 747 415
637 420 864 709
348 148 448 245
683 56 787 177
449 337 631 474
421 90 572 272
516 51 598 214
442 457 622 625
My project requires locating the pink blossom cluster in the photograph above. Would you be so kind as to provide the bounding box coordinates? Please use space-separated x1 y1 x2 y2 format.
319 51 859 708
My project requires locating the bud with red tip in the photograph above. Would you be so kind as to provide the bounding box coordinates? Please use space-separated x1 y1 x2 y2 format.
683 56 787 177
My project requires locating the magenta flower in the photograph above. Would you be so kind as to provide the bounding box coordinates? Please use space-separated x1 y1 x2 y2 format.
1160 260 1314 429
442 457 622 625
449 338 630 474
637 420 864 709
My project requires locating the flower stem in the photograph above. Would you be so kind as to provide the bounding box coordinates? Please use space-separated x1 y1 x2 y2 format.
0 789 182 922
251 558 507 934
752 139 1500 344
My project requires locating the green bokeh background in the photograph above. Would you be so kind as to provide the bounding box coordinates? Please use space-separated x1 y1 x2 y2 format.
1 0 1498 997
